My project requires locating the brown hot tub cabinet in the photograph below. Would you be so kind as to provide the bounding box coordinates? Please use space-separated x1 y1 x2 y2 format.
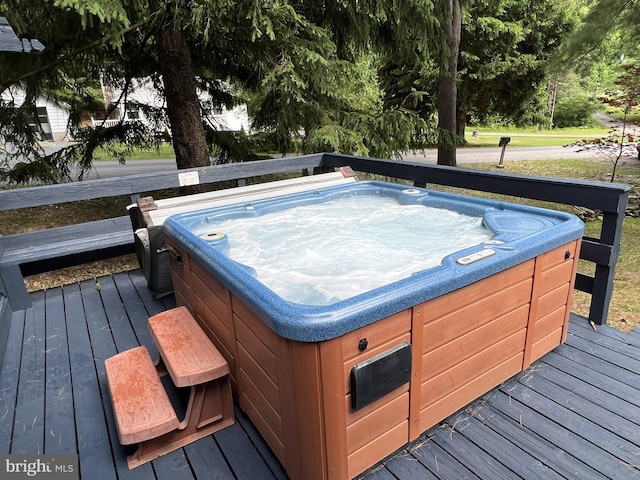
165 237 580 480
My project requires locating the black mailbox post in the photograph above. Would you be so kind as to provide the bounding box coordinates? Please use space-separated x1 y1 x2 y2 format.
498 136 511 167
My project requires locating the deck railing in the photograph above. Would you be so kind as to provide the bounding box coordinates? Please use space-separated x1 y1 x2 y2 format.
0 153 631 356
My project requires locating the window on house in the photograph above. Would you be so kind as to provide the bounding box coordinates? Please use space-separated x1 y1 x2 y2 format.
36 106 53 141
205 106 223 116
125 103 140 120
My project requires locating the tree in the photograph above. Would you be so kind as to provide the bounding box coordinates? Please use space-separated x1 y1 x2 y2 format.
0 2 163 181
374 0 574 166
545 70 600 129
564 0 640 61
456 0 575 135
251 1 445 159
0 1 446 183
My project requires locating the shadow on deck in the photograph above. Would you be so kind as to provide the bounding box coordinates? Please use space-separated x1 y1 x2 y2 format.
1 269 639 479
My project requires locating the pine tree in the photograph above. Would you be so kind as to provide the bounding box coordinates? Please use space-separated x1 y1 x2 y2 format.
0 1 445 182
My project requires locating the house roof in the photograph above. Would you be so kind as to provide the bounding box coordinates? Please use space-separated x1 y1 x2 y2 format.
0 16 45 53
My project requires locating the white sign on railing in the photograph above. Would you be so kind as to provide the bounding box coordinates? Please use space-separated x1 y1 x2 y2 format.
178 171 200 187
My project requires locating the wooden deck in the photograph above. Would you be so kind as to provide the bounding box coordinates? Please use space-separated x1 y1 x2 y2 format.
1 269 639 479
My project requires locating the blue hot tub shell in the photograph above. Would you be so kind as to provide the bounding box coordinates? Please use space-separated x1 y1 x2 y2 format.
162 181 584 342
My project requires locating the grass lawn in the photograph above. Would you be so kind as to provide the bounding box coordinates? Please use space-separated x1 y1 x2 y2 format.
92 142 176 160
464 126 610 148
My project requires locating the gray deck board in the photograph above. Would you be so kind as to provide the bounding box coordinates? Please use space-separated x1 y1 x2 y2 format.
1 269 639 479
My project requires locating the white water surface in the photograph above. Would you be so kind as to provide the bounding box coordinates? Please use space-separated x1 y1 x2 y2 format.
201 195 493 305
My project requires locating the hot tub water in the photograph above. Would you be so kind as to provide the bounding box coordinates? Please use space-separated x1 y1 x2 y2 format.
195 195 494 305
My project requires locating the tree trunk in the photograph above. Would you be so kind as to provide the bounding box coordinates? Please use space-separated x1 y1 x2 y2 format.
437 0 462 167
548 74 559 130
155 10 209 170
456 106 466 137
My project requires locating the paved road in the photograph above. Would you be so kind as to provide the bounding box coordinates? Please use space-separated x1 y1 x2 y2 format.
401 145 595 164
83 145 597 179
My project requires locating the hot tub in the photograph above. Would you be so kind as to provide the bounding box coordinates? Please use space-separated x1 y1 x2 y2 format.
162 180 583 480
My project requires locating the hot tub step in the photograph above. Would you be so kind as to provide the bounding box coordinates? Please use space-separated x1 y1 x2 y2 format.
105 346 179 445
105 307 235 469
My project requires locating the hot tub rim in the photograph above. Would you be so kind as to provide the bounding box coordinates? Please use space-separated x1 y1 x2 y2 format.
162 181 584 342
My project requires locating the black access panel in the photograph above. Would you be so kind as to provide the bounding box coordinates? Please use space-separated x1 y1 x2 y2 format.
350 342 412 411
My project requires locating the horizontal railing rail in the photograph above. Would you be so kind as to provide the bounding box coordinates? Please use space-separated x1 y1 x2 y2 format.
0 154 326 211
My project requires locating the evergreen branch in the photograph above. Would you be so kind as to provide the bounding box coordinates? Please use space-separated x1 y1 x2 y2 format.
572 0 638 66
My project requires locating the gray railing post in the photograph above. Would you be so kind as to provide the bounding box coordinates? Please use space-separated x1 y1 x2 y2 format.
587 192 629 324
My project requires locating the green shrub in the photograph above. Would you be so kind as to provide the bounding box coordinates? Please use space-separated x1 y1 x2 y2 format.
553 94 599 128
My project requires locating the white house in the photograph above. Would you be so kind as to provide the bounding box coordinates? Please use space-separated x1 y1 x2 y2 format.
95 77 250 133
1 86 71 141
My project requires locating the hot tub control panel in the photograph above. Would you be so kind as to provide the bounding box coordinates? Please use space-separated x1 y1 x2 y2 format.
456 248 496 265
